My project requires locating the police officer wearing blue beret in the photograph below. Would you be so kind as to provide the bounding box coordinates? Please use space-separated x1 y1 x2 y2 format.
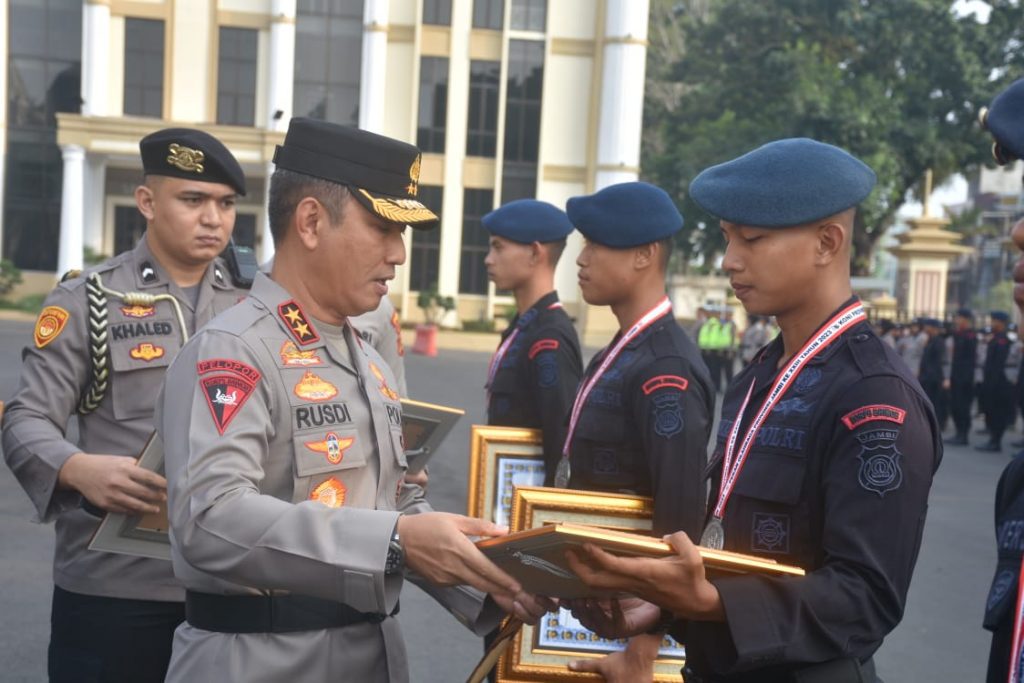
552 181 713 678
482 199 583 484
978 311 1013 452
2 128 249 682
979 77 1024 683
565 140 941 683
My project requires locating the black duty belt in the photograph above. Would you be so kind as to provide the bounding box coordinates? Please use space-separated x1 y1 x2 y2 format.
185 591 397 634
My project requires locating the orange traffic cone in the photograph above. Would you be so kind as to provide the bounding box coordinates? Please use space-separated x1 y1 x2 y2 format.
412 324 438 357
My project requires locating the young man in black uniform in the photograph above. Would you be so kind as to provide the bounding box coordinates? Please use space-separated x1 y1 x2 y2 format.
978 76 1024 683
482 199 582 483
978 311 1013 452
946 308 978 445
557 181 714 678
918 318 948 432
565 139 941 683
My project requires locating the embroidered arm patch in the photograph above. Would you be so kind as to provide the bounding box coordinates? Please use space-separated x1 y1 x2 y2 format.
197 358 261 434
34 306 70 348
641 374 689 395
841 404 906 430
528 338 560 359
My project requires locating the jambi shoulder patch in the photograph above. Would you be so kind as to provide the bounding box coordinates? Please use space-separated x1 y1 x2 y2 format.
197 358 261 434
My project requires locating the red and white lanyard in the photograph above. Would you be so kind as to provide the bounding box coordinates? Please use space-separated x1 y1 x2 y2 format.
486 328 521 392
485 301 563 394
561 296 673 457
1009 555 1024 683
710 301 866 521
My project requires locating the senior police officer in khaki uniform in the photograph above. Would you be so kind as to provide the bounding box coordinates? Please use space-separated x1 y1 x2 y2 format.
156 118 549 683
1 129 248 682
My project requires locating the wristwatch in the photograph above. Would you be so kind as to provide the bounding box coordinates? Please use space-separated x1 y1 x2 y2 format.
645 607 676 635
385 526 404 575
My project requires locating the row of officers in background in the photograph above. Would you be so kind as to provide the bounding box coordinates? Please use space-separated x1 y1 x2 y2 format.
877 310 1023 452
10 74 1024 683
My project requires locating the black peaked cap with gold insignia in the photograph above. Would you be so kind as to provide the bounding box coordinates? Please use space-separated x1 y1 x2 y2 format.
140 128 246 195
272 117 439 229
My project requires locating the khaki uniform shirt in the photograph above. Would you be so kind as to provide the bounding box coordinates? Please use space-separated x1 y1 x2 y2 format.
156 272 495 683
1 236 245 601
351 296 407 396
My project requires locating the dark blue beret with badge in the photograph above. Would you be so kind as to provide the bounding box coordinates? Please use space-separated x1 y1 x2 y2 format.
273 117 438 229
482 199 573 243
140 128 246 195
688 138 876 228
991 310 1011 323
566 181 683 248
980 78 1024 165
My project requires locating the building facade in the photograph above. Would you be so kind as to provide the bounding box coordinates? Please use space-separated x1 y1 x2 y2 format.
0 0 650 335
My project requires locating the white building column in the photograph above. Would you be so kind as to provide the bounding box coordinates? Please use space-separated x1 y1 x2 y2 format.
595 0 649 190
359 0 389 133
83 154 106 256
261 161 276 262
267 0 296 132
435 0 472 323
81 0 111 116
57 145 86 276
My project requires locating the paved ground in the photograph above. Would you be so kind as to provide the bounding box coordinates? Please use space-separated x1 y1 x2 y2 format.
0 317 1010 681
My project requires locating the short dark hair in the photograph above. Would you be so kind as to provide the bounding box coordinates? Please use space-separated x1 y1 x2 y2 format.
542 239 568 267
267 168 350 244
656 237 674 272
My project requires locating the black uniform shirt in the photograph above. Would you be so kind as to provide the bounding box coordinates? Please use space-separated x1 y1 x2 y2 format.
984 453 1024 683
677 299 941 681
951 328 977 384
985 332 1011 385
487 291 583 483
919 334 946 386
565 310 713 537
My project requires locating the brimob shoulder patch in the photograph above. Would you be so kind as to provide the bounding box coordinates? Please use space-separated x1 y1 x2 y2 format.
197 358 261 434
855 428 903 497
841 404 906 430
652 393 684 438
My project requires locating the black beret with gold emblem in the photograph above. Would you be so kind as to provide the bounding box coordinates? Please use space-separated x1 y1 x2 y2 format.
140 128 246 195
272 117 439 229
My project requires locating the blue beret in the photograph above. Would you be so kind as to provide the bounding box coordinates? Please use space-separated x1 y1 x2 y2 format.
921 318 943 328
688 138 876 228
982 78 1024 165
481 199 573 243
991 311 1010 323
566 182 683 248
956 308 973 318
141 128 246 195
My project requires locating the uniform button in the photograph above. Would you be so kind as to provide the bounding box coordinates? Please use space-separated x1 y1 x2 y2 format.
855 333 869 341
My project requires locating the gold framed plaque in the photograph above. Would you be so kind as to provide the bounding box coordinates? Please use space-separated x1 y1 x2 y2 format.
400 398 465 473
482 486 687 682
88 432 171 561
466 425 545 527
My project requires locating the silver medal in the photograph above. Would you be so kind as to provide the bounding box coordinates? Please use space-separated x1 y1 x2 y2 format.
553 458 571 488
700 517 725 550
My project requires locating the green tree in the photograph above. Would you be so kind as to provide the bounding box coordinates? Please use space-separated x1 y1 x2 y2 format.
644 0 1024 274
